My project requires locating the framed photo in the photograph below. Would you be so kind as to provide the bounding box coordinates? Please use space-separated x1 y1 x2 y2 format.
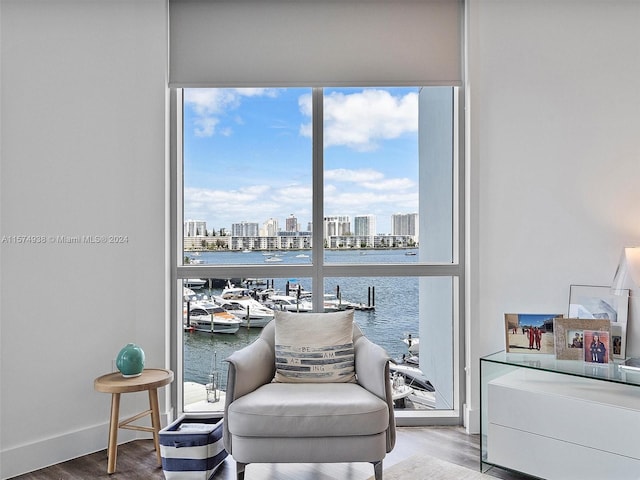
583 330 610 364
611 324 625 359
568 284 629 359
554 317 611 361
504 313 562 354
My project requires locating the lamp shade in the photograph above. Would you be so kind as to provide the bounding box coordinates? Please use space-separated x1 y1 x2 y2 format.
611 247 640 295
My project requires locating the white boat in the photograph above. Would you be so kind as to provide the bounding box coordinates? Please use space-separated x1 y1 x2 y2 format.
184 278 207 289
266 294 314 312
390 363 436 409
184 301 242 334
295 253 309 258
322 293 355 312
217 287 275 327
264 256 283 262
403 336 419 354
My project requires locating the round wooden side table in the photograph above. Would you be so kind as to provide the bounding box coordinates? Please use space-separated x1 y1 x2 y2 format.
94 368 174 474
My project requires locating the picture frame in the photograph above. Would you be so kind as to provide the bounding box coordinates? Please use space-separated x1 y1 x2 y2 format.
554 317 611 361
568 284 629 359
611 323 625 359
504 313 562 354
583 329 610 364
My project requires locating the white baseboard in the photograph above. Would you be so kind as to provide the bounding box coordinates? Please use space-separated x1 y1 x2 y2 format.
464 404 480 434
0 411 171 480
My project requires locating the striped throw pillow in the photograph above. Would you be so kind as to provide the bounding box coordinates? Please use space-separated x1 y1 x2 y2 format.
274 309 355 383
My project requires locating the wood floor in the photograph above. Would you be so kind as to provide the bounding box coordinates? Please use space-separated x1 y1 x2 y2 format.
12 427 534 480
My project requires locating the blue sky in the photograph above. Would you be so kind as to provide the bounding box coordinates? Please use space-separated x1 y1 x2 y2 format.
517 314 560 328
183 87 419 234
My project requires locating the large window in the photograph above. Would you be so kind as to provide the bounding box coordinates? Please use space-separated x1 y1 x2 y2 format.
174 87 463 423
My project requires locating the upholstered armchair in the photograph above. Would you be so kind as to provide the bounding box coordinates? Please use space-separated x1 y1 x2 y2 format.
223 310 396 480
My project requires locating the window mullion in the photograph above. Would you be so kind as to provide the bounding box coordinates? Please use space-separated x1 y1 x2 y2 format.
311 87 324 311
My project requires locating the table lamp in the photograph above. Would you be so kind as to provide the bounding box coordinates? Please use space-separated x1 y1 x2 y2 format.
611 247 640 358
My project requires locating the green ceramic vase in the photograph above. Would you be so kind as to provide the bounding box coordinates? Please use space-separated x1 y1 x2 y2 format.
116 343 145 377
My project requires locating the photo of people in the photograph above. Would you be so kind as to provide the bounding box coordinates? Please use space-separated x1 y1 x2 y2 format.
611 324 625 359
584 330 610 364
568 330 583 349
613 335 622 356
504 313 561 354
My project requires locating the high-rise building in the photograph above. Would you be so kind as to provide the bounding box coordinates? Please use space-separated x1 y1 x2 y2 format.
232 221 259 237
324 216 351 240
184 219 207 236
354 215 376 236
286 214 299 232
391 213 418 236
261 218 279 237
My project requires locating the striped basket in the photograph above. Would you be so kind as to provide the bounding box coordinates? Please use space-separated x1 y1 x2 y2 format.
160 414 228 480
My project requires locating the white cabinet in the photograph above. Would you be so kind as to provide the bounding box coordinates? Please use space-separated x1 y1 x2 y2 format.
481 352 640 480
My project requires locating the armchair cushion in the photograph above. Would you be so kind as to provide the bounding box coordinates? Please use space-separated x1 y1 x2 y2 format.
274 310 355 383
227 382 389 438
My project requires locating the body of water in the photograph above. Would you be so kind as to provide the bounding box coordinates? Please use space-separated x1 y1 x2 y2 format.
183 249 421 390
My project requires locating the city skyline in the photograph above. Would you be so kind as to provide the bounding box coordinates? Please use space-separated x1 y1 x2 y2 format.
183 87 419 234
185 212 418 237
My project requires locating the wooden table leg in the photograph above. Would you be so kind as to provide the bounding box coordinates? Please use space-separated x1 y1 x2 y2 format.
107 392 121 474
148 388 162 466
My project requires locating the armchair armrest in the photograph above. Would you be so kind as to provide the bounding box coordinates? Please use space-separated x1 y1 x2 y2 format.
354 335 396 452
354 335 390 399
223 336 275 454
225 336 275 402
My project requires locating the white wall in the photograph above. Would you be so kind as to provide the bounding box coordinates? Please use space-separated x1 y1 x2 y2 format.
0 1 169 477
466 0 640 432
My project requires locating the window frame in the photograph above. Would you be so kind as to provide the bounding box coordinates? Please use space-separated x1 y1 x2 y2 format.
170 87 465 425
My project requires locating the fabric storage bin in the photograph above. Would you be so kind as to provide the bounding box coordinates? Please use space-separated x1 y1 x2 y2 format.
160 414 228 480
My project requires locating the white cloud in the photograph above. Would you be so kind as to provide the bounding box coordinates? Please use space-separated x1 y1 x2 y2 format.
274 184 313 202
185 183 311 229
185 177 417 233
300 89 418 151
184 89 238 116
194 117 219 137
184 88 277 137
325 189 418 214
325 168 384 183
325 168 415 191
236 88 278 98
323 167 417 216
362 177 415 191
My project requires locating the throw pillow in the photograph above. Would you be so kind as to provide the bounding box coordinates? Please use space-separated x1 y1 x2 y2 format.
274 309 355 383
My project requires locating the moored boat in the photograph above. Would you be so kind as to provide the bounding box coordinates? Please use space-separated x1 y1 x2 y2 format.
390 362 436 409
184 278 207 289
403 335 419 354
322 293 355 312
217 287 275 327
184 301 242 334
264 294 314 312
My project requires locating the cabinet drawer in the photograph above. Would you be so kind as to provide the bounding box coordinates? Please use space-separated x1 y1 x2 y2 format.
488 369 640 460
487 423 640 480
